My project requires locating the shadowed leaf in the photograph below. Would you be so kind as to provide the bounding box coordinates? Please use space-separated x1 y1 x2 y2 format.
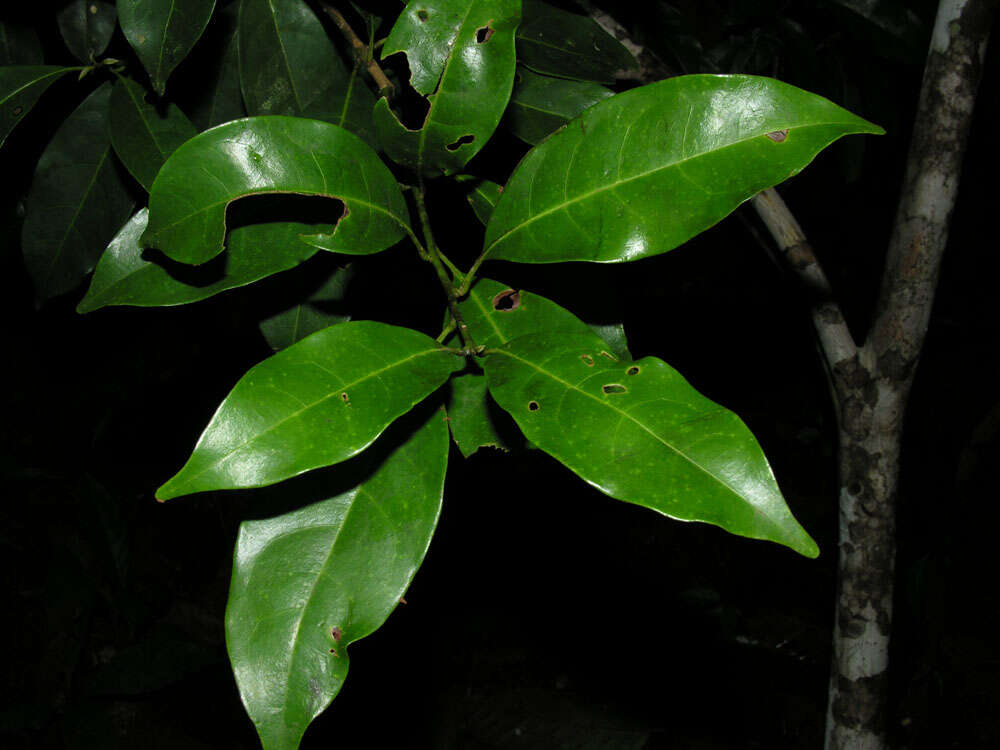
109 77 199 191
119 0 217 95
57 0 116 63
22 83 133 300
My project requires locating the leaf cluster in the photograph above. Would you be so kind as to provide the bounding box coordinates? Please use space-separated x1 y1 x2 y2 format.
1 2 883 747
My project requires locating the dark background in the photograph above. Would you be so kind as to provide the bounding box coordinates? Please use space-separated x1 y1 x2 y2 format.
2 1 998 747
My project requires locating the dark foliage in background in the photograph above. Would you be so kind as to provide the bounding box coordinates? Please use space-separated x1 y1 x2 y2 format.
2 1 997 747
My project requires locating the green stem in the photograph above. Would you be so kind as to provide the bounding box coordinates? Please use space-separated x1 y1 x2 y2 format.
457 249 488 296
415 189 481 354
436 318 458 344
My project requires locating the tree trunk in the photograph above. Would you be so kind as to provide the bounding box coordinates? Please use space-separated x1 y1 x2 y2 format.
824 1 997 747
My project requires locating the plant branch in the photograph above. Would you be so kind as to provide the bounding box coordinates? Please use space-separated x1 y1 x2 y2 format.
318 1 394 98
751 189 858 379
415 189 480 354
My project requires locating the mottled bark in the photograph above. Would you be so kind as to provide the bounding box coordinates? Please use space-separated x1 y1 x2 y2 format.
824 1 997 747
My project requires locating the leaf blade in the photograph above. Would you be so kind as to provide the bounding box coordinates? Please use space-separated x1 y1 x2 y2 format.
109 76 199 191
21 82 134 300
119 0 217 95
484 74 884 264
372 0 521 176
77 208 324 312
156 321 464 499
0 66 75 150
238 0 376 143
57 0 116 63
516 0 637 84
483 333 819 557
259 265 353 350
226 405 449 750
504 66 613 145
141 116 409 265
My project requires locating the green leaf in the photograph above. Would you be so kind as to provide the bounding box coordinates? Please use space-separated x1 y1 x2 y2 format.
238 0 376 143
448 277 621 457
109 77 198 191
458 277 623 352
260 264 354 350
0 66 75 150
446 366 520 456
516 0 636 84
505 66 612 145
22 82 133 300
483 333 819 557
226 404 449 750
457 175 502 224
57 0 116 63
156 321 463 499
141 116 409 265
372 0 521 177
0 20 44 65
484 74 884 264
183 3 246 130
119 0 217 95
77 208 325 312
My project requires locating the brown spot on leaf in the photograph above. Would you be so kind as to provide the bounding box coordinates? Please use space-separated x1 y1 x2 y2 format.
416 9 429 21
598 351 617 362
528 401 540 411
626 366 639 376
475 26 494 43
341 392 350 404
13 106 22 116
602 384 627 394
331 627 343 641
492 289 520 311
581 354 595 366
766 129 789 143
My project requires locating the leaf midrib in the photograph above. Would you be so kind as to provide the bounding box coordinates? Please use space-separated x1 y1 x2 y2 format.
485 119 863 255
492 347 744 500
170 345 449 490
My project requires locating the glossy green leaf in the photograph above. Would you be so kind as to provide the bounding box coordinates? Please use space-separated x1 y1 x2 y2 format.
484 74 884 265
446 367 519 456
483 333 819 557
184 4 246 130
0 20 43 65
457 175 502 225
260 265 353 350
372 0 521 177
238 0 376 143
119 0 217 95
505 66 612 145
448 277 620 457
516 0 636 84
22 83 133 300
110 77 198 191
459 277 607 349
0 66 75 150
78 208 326 312
156 321 463 499
58 0 116 63
142 116 409 265
226 405 449 750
